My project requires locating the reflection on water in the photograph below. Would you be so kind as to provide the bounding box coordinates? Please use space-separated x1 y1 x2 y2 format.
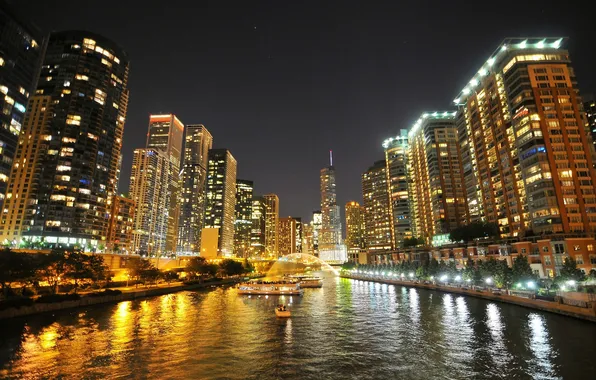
1 278 595 379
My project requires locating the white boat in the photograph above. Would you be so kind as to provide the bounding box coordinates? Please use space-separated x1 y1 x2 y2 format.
275 306 291 317
237 281 304 295
285 275 323 288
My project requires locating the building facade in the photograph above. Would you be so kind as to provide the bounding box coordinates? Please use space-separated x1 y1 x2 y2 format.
455 37 596 237
312 210 322 255
234 179 253 258
250 196 266 257
278 217 297 256
0 31 129 248
362 160 392 250
408 112 468 244
106 195 135 254
345 201 365 249
178 124 212 254
319 153 342 249
204 149 237 256
382 130 413 247
0 3 43 208
302 223 314 255
293 217 302 253
585 99 596 151
263 194 279 258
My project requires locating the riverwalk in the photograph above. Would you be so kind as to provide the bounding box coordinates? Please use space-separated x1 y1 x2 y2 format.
342 273 596 323
0 278 242 320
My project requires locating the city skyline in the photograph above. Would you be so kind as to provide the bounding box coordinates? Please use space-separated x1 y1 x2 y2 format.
13 0 596 220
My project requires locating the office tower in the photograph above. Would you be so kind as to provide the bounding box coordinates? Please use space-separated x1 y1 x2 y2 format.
362 160 392 250
345 201 365 249
320 151 342 248
408 112 468 244
250 196 266 257
455 38 596 236
146 114 183 253
129 149 169 255
585 99 596 150
302 223 314 254
0 31 129 247
263 194 279 258
0 3 43 208
293 217 302 253
204 149 237 256
106 195 135 254
234 179 253 258
382 130 413 247
278 217 297 256
178 124 212 254
312 210 322 255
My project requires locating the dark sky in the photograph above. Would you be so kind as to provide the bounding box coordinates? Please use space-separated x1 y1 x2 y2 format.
11 0 596 222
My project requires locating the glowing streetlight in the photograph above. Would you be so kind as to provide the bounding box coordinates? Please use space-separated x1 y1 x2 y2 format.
440 275 448 282
527 281 535 289
408 272 414 278
455 275 461 281
485 278 493 285
567 280 576 286
466 278 471 283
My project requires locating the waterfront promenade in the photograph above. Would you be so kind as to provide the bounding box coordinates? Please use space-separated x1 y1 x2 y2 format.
342 273 596 322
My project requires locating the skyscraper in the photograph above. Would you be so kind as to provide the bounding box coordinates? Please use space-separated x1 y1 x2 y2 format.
408 112 468 244
278 217 297 256
204 149 237 256
178 124 212 254
234 179 253 258
106 195 135 254
584 99 596 150
345 201 365 249
382 130 413 247
455 37 596 236
293 217 303 253
362 160 392 250
129 148 169 255
263 194 279 258
0 3 43 208
302 223 314 255
250 196 266 257
320 152 342 249
312 210 322 255
0 31 129 247
146 114 184 253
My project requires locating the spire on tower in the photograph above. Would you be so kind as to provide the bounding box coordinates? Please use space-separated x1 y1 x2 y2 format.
329 150 333 167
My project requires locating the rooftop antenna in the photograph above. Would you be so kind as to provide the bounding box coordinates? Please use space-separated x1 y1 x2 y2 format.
329 150 333 166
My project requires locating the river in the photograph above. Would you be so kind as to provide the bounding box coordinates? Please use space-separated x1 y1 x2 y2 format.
1 276 595 379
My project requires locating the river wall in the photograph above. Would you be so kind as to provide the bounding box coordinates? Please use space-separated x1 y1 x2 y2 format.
342 274 596 323
0 279 240 320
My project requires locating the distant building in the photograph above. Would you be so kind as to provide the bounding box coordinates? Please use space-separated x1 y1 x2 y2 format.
302 223 314 255
178 124 212 254
320 152 342 249
362 160 392 250
585 99 596 150
250 196 266 257
234 179 253 258
278 217 297 256
106 195 135 254
263 194 279 258
293 217 303 253
199 227 219 259
345 201 365 249
204 149 237 256
312 210 322 255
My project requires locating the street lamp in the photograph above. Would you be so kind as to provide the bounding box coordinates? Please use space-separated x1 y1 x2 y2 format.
408 272 414 278
455 275 461 281
440 275 448 282
485 278 493 285
527 281 535 289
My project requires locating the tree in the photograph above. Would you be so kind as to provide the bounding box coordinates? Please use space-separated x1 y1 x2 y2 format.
428 258 439 278
479 257 499 282
557 256 585 284
219 259 244 277
403 237 424 248
36 250 71 294
243 259 255 274
126 257 155 287
0 249 40 297
494 260 512 289
463 258 476 283
449 221 500 243
186 257 207 279
511 255 534 287
163 271 179 283
64 251 94 293
97 243 105 253
86 242 94 252
446 261 459 279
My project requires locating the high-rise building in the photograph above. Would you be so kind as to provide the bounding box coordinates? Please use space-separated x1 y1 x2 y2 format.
293 217 303 253
0 3 43 208
455 37 596 236
250 196 266 257
345 201 365 249
0 31 129 247
263 194 279 258
362 160 392 250
585 99 596 150
302 223 314 255
178 124 212 254
320 151 342 249
408 112 468 244
234 179 253 258
312 210 322 255
106 195 135 254
146 114 183 253
129 149 169 255
382 130 413 247
278 217 297 256
204 149 237 256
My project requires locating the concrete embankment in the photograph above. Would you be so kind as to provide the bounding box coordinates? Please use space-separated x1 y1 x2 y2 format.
342 274 596 323
0 279 240 320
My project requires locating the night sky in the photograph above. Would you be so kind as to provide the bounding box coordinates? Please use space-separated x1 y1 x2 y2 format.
12 0 596 223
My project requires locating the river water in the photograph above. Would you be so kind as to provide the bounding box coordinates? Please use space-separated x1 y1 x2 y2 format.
1 277 595 379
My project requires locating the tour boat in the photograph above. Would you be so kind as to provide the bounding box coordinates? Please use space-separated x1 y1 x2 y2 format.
237 281 304 295
284 275 324 288
275 306 291 318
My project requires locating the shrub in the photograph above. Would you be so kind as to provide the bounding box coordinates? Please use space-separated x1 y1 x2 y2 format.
36 293 81 304
21 287 36 297
0 297 34 311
